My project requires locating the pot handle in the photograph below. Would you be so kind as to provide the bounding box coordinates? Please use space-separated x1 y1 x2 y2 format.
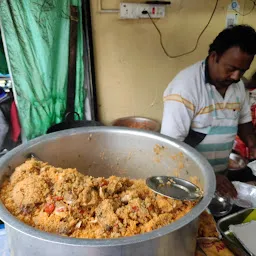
65 111 81 122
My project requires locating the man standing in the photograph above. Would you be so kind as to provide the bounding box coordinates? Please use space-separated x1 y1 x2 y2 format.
161 25 256 197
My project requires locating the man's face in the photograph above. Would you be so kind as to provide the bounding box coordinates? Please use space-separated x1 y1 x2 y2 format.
209 47 254 88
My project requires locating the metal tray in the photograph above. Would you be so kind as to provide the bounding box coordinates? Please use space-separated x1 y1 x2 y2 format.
217 209 255 256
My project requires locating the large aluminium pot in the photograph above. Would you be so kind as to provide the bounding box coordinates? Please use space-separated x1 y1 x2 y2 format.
0 127 215 256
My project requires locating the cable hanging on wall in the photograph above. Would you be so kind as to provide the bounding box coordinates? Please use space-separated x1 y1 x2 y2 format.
146 0 219 58
231 0 256 16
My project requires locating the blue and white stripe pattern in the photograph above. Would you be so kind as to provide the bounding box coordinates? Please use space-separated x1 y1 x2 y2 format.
195 126 237 172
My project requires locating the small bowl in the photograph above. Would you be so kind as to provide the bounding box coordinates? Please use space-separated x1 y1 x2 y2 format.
228 153 247 171
112 116 161 132
208 194 233 217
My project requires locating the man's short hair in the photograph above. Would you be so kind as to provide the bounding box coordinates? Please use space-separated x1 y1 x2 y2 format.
209 25 256 56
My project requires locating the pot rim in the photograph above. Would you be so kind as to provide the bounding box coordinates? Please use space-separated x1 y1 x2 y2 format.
0 127 215 246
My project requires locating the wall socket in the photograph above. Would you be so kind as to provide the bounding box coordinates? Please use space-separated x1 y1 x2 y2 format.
226 0 240 27
120 3 165 19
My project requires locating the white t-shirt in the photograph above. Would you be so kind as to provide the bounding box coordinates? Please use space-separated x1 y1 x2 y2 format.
161 61 252 140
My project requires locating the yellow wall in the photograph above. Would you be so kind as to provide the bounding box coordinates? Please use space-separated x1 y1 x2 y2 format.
90 0 256 125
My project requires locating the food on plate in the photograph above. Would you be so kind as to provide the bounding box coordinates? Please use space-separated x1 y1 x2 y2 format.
0 159 198 239
198 211 219 238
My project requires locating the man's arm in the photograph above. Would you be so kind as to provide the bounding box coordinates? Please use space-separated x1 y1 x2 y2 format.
237 80 256 157
161 93 195 140
238 122 256 158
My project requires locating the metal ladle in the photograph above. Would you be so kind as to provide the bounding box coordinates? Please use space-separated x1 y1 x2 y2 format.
146 176 203 201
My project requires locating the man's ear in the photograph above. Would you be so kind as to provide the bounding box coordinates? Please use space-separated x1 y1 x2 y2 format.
209 51 220 63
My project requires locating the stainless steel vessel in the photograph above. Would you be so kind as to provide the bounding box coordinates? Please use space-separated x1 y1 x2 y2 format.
0 127 215 256
217 209 254 256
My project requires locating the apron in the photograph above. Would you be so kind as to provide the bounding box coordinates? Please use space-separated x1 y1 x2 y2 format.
186 84 240 173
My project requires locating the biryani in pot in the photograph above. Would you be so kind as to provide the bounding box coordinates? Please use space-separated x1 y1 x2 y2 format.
0 159 198 239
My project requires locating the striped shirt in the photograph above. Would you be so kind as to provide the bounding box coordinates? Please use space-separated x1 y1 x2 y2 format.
161 60 251 144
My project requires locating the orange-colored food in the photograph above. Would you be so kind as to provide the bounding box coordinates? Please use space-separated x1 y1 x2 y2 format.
127 122 151 130
0 159 197 239
114 120 155 130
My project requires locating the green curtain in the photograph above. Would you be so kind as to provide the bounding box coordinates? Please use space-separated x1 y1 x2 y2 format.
0 0 85 140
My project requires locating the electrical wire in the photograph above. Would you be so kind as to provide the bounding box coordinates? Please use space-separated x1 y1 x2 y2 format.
146 0 219 58
231 0 256 16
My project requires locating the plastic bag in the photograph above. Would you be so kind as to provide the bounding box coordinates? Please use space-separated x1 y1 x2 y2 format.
232 181 256 207
247 160 256 176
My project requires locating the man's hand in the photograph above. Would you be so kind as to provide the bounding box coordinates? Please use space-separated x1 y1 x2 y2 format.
238 123 256 159
216 174 237 198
